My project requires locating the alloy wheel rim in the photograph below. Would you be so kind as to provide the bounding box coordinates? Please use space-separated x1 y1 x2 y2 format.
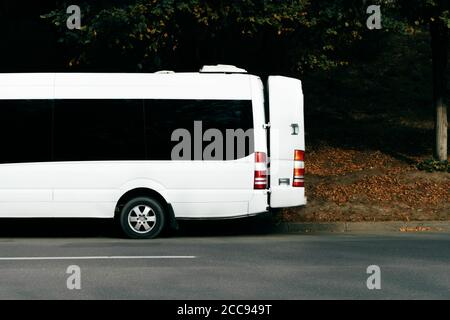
127 204 157 234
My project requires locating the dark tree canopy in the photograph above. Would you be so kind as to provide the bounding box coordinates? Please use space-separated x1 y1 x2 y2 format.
40 0 372 74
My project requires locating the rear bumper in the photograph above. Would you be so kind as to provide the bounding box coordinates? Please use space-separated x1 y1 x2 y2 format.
270 187 307 208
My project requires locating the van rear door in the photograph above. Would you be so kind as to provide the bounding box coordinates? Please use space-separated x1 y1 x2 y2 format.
268 76 306 208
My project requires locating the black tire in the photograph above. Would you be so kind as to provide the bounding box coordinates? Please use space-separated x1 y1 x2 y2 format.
118 197 165 239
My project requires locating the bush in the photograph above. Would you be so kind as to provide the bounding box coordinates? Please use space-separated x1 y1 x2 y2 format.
416 158 450 173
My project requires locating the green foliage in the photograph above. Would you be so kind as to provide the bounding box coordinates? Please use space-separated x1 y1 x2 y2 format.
394 0 450 32
41 0 371 72
417 158 450 172
39 0 450 71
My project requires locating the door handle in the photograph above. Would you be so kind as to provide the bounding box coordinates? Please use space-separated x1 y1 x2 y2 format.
291 123 299 135
279 178 290 186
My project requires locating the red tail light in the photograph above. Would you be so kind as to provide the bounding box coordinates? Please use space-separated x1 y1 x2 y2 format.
254 152 267 190
293 150 305 187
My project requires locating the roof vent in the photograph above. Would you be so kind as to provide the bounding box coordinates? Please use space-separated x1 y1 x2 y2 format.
200 65 247 74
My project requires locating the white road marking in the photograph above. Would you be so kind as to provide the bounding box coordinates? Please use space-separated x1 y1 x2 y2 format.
0 256 196 261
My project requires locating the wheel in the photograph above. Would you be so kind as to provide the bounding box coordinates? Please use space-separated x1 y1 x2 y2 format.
118 197 165 239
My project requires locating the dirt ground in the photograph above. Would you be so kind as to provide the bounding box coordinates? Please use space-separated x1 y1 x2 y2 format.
282 147 450 222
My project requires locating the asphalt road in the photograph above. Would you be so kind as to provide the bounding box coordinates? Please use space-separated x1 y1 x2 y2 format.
0 219 449 299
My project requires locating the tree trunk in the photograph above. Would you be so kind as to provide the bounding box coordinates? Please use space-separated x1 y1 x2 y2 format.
430 19 448 161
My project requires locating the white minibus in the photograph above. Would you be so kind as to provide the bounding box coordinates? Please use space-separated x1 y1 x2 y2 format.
0 65 306 238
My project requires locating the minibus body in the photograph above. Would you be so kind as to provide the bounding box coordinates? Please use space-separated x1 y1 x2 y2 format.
0 66 305 238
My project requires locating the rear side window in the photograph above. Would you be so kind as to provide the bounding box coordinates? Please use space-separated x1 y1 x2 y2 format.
145 100 254 160
0 100 52 164
53 99 145 161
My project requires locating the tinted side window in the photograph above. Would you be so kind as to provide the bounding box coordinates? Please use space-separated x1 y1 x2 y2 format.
54 100 145 161
0 100 52 164
145 100 254 160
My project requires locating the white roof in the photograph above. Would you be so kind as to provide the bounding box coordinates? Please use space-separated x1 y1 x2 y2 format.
0 72 256 100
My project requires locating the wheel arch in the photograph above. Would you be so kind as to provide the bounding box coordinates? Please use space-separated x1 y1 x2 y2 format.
115 187 178 230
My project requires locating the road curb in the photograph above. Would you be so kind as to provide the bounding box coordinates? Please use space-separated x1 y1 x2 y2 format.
275 221 450 234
